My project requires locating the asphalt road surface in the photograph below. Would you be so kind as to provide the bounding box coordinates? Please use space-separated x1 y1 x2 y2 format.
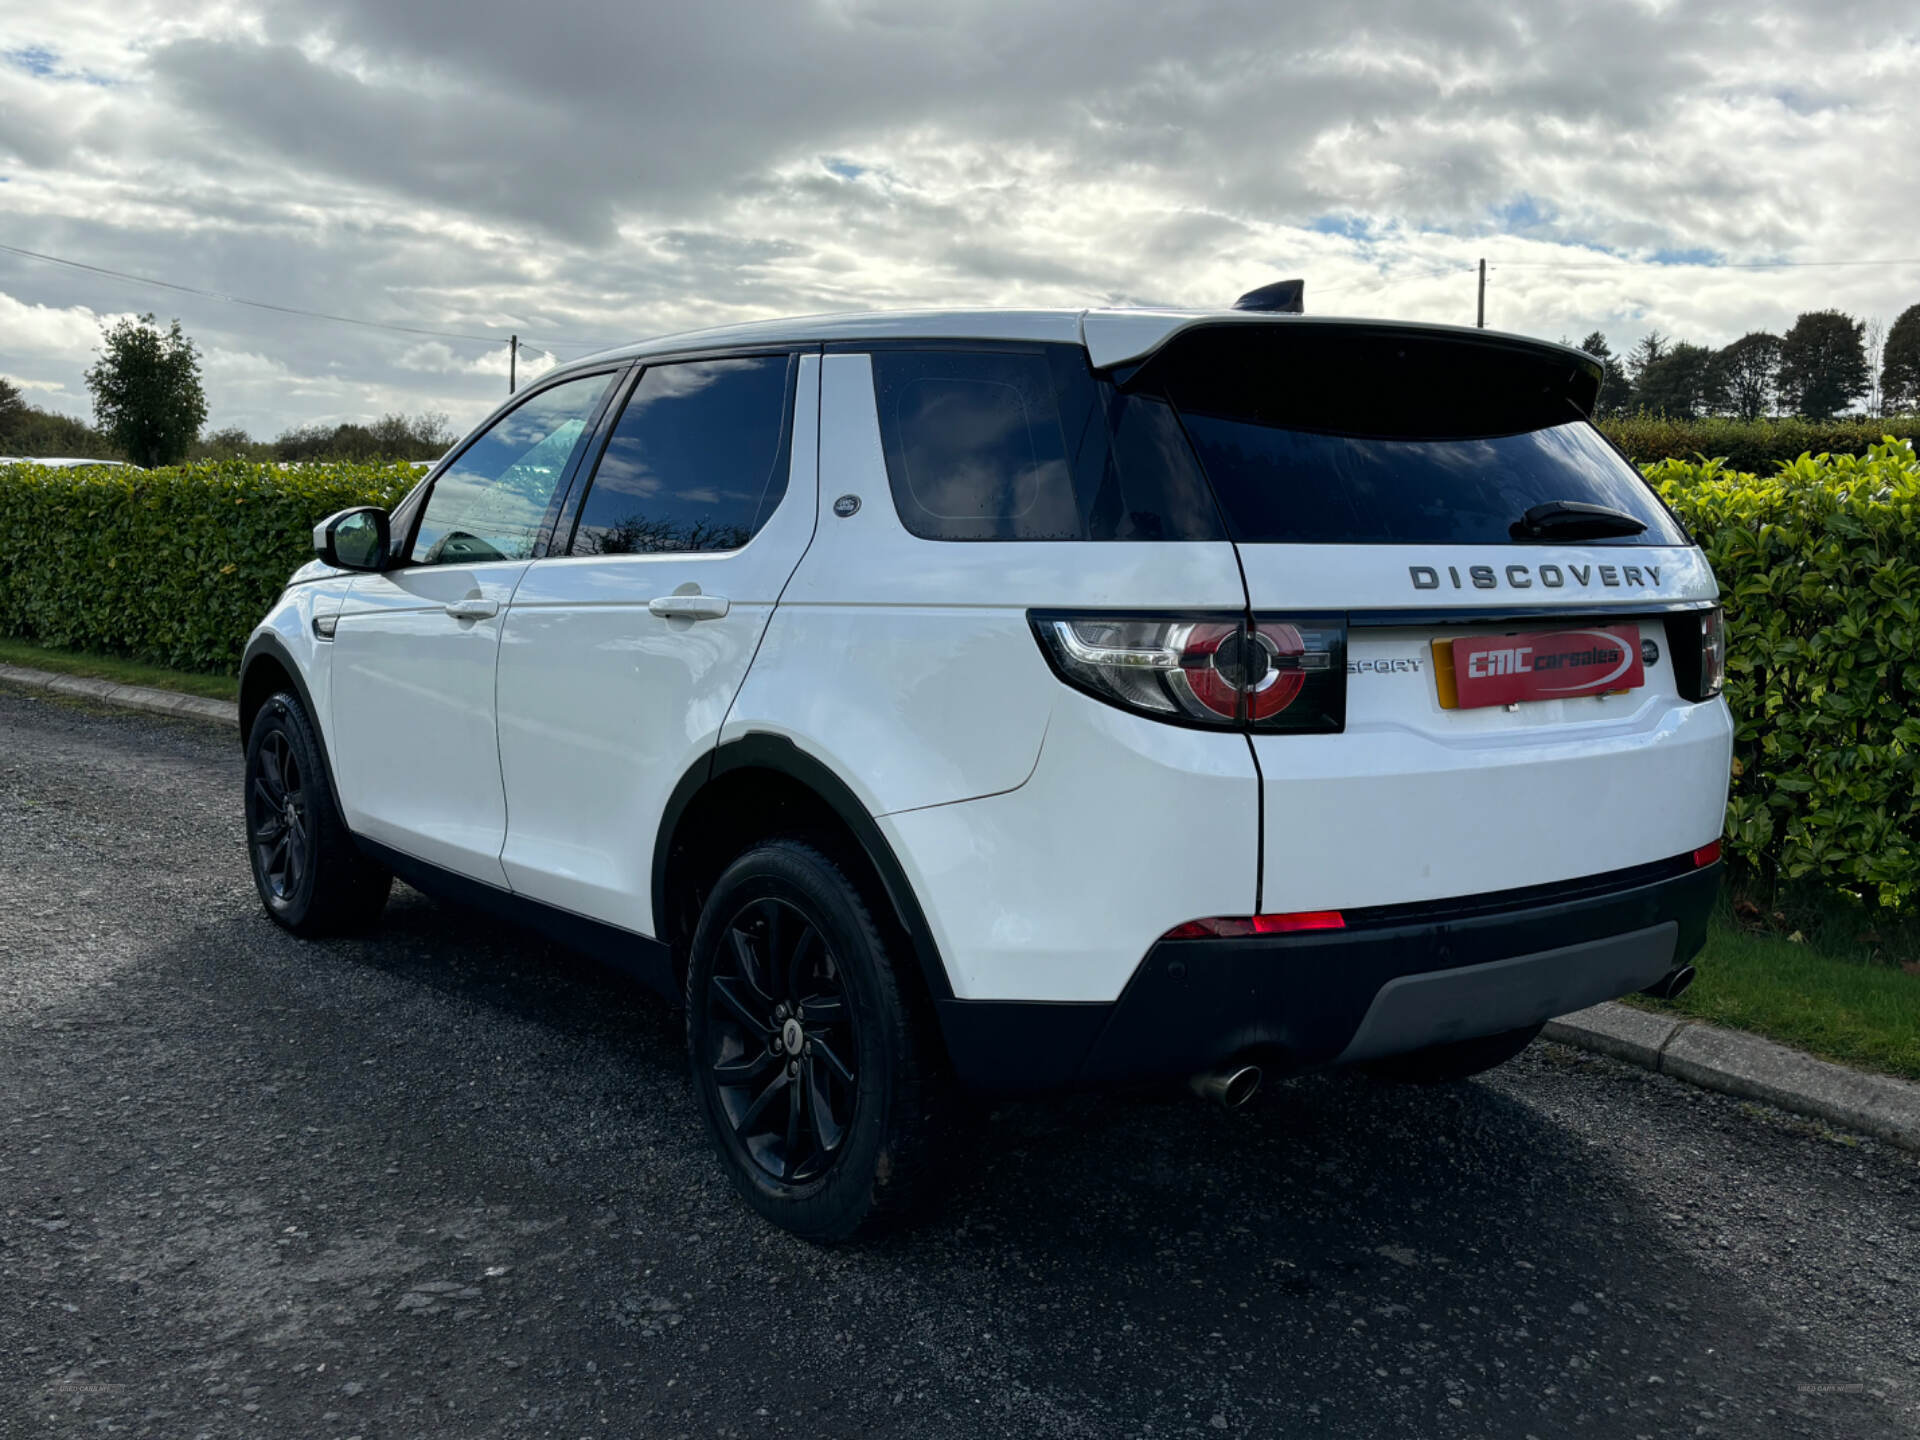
2 683 1916 1440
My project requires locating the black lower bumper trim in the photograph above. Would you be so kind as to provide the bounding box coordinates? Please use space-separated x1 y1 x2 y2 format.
935 862 1719 1094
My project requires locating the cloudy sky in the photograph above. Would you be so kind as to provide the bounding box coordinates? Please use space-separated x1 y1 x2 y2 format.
3 0 1917 440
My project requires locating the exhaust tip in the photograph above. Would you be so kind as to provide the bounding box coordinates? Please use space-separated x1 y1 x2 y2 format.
1640 964 1697 1002
1191 1064 1264 1111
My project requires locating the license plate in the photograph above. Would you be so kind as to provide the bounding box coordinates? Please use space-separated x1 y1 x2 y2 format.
1436 625 1644 710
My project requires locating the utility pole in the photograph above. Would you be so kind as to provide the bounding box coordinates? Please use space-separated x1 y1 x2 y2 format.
1476 260 1486 329
509 335 518 394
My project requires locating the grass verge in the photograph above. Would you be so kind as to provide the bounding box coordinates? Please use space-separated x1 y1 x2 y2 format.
0 636 239 702
1627 908 1920 1083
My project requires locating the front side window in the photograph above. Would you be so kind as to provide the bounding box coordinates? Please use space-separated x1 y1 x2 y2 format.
409 372 614 565
569 355 795 556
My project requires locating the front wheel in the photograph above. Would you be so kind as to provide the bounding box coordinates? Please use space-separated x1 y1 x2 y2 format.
1361 1023 1544 1085
685 840 946 1242
245 692 391 936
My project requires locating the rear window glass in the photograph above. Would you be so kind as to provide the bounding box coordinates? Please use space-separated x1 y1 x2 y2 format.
1176 417 1688 547
871 348 1222 542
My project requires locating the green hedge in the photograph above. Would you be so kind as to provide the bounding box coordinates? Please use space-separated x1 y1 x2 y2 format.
5 445 1920 909
0 461 417 674
1600 415 1920 468
1651 439 1920 908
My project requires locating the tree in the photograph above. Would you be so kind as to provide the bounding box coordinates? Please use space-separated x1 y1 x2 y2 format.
1716 332 1782 421
1633 341 1726 419
1862 317 1887 419
1578 332 1632 418
1777 310 1870 420
83 314 208 467
1624 331 1668 411
0 376 26 444
1882 303 1920 416
197 425 266 461
273 411 454 462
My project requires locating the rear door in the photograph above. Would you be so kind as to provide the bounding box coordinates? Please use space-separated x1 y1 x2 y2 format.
1140 322 1732 912
493 352 819 937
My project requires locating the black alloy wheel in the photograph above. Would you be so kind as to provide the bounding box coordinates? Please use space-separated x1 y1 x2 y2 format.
685 839 948 1241
704 897 859 1185
243 691 391 936
248 729 309 903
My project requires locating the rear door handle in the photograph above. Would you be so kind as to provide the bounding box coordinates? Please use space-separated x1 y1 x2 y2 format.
444 598 499 620
648 594 730 620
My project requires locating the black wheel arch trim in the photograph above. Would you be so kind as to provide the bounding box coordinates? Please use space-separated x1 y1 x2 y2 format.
654 733 955 1002
239 631 347 818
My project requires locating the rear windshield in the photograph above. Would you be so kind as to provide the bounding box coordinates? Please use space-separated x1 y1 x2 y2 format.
1176 416 1689 547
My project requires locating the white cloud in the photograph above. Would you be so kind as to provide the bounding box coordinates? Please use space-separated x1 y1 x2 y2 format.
1 0 1917 438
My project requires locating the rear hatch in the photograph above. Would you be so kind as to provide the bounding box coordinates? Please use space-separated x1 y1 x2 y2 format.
1131 320 1731 912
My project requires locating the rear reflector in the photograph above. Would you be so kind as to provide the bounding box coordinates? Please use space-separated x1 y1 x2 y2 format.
1163 911 1346 939
1692 840 1722 868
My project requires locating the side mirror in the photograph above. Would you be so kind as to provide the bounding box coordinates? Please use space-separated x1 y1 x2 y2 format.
313 506 391 572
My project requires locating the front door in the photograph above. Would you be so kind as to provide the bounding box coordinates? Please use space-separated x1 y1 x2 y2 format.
330 370 619 884
495 352 819 935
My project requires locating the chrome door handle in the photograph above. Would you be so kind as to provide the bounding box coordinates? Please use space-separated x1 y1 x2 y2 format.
444 598 499 620
648 594 730 620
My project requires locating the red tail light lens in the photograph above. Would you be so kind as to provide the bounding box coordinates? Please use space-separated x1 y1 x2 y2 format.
1692 839 1722 868
1163 911 1346 939
1032 613 1346 731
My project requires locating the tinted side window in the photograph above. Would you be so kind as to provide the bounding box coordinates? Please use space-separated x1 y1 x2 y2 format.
409 372 613 565
570 356 795 556
871 348 1221 542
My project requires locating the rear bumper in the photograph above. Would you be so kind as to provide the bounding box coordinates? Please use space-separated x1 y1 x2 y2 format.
935 856 1719 1094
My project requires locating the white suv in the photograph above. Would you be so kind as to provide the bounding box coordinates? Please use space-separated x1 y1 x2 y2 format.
241 305 1732 1239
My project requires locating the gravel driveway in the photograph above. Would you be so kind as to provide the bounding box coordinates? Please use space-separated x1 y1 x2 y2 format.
2 684 1915 1440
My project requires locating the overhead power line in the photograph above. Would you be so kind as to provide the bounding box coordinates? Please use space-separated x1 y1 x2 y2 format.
1489 256 1920 271
0 242 619 351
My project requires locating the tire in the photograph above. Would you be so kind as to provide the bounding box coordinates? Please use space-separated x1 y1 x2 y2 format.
244 692 391 936
1362 1023 1544 1085
685 839 947 1242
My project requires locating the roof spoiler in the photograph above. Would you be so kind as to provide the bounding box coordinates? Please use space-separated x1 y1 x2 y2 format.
1122 321 1605 435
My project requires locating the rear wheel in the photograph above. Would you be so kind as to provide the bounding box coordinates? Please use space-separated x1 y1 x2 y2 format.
686 839 945 1242
245 692 391 936
1362 1023 1544 1085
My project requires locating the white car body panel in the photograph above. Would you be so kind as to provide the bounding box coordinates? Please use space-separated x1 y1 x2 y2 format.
330 560 530 885
1235 541 1728 910
492 356 823 934
723 352 1247 818
880 687 1259 1002
246 573 353 746
1259 622 1732 911
1231 544 1715 614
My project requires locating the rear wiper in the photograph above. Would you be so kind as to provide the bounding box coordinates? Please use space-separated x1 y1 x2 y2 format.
1510 500 1647 541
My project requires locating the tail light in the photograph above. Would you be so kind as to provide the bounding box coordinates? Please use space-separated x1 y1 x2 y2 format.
1692 839 1722 868
1699 606 1726 698
1664 605 1726 702
1031 613 1346 731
